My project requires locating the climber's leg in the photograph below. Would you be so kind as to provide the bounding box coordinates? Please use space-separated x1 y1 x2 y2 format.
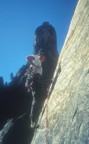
30 90 36 128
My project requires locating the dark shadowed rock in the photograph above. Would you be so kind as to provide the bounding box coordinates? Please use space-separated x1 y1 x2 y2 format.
34 22 58 56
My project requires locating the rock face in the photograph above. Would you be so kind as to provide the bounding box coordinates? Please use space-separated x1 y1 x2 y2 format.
31 0 89 144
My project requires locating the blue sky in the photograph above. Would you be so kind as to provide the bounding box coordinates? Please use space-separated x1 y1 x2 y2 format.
0 0 78 83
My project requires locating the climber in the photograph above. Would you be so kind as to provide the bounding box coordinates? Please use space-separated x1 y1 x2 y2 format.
25 53 45 128
25 53 45 91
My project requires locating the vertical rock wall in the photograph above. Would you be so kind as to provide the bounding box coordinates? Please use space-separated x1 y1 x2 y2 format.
31 0 89 143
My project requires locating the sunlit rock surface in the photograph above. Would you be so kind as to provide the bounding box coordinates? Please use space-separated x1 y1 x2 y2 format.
31 0 89 143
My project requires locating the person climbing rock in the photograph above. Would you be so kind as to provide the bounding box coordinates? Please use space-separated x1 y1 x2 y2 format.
25 53 45 128
25 53 45 91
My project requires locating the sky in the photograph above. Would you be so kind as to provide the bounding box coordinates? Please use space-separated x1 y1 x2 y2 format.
0 0 78 83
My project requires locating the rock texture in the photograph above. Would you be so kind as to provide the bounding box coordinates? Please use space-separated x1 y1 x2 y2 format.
31 0 89 144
